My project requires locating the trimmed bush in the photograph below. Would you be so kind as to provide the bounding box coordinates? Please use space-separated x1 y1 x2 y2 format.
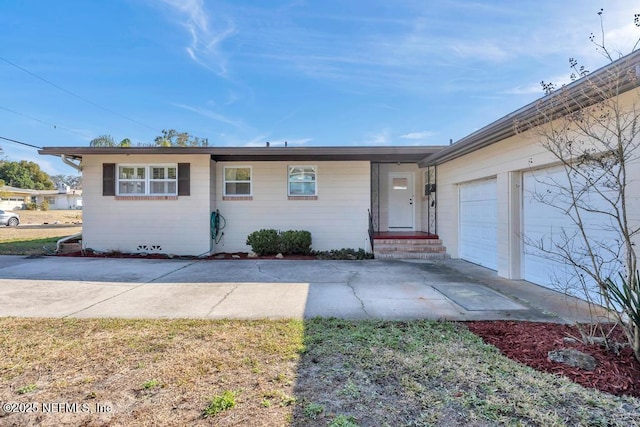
246 229 281 255
280 230 312 255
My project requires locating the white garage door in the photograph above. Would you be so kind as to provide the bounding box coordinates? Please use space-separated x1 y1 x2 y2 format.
459 178 497 270
522 166 619 294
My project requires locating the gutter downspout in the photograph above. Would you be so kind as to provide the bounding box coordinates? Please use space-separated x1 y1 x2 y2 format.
56 233 82 253
61 155 82 171
57 156 82 253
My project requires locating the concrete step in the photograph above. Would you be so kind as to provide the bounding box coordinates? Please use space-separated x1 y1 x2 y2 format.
374 239 442 245
374 251 450 260
373 237 449 259
375 245 447 253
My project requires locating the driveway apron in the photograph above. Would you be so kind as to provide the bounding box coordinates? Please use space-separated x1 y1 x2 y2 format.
0 256 597 322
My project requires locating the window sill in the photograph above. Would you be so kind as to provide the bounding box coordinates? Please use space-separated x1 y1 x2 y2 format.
288 195 318 200
223 196 253 201
115 195 178 200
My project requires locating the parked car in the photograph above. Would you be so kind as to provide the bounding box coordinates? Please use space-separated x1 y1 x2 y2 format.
0 210 19 226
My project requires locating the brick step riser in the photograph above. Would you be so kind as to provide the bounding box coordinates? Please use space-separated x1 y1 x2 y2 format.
374 239 442 245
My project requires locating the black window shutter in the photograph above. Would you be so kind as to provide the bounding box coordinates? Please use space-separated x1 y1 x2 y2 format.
103 163 115 196
178 163 190 196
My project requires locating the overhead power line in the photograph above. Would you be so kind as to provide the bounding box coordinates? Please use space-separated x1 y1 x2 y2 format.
0 56 162 134
0 135 43 149
0 105 88 138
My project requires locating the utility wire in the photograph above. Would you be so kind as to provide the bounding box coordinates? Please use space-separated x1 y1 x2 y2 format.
0 56 162 134
0 135 42 149
0 105 89 139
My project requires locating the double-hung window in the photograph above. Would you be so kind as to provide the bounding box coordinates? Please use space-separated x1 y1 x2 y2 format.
118 166 146 195
288 166 317 196
117 165 177 196
150 166 177 195
224 166 252 196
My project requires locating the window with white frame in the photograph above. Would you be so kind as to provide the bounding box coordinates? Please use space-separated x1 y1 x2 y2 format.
150 165 177 195
224 166 252 196
117 164 177 195
288 165 317 196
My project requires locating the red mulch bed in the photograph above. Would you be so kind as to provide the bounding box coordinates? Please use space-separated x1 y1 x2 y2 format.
465 321 640 397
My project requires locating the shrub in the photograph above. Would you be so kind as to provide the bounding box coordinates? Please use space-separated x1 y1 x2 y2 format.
280 230 312 255
25 202 38 211
39 200 49 211
246 229 280 255
246 229 313 255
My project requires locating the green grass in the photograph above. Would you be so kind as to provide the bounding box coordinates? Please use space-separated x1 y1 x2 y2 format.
203 390 237 417
0 237 59 255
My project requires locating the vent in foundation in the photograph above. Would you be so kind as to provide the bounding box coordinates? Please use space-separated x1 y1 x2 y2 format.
136 245 163 252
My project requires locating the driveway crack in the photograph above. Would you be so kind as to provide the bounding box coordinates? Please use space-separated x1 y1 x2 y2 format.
255 261 280 281
206 285 239 317
345 271 372 318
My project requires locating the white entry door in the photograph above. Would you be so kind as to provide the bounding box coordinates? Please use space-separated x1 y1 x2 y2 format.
388 173 414 229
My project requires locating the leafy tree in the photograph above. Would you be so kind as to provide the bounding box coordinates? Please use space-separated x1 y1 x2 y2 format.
119 138 132 147
517 10 640 361
154 129 208 147
0 160 54 190
90 135 116 147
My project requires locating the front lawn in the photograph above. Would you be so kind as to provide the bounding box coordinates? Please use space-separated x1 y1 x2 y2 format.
0 318 637 426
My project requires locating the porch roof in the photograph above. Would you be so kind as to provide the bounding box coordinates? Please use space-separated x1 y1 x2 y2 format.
39 145 446 163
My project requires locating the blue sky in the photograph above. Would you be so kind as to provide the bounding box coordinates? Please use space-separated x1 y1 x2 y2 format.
1 1 638 175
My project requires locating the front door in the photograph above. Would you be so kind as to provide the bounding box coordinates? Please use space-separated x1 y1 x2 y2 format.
388 173 414 229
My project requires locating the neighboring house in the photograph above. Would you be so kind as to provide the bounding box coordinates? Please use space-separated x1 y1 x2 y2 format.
34 185 83 210
0 185 35 210
38 50 640 294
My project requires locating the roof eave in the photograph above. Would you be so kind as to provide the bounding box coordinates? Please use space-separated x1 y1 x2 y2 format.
418 50 640 168
39 146 446 163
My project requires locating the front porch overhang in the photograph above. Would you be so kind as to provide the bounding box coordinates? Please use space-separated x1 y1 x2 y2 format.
39 146 446 164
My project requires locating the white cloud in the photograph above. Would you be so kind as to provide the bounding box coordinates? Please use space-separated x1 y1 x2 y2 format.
450 41 511 62
172 103 243 128
364 128 391 145
158 0 236 76
400 131 436 140
601 22 640 58
242 136 269 147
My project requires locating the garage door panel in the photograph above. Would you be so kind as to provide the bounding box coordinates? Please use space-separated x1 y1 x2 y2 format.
459 179 497 270
522 167 621 298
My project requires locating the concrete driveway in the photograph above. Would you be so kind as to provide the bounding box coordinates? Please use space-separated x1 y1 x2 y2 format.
0 256 595 322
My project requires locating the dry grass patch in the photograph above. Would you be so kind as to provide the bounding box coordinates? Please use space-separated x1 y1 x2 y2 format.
1 318 639 426
0 318 304 426
0 210 82 255
12 210 82 226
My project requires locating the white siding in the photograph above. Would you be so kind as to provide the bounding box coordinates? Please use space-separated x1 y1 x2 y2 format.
214 161 371 252
82 154 212 256
435 89 640 282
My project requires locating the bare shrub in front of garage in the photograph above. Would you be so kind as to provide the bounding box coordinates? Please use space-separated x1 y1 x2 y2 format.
516 11 640 361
